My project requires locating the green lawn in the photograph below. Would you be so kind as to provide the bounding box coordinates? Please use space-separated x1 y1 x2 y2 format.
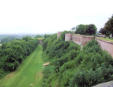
0 45 44 87
97 37 113 42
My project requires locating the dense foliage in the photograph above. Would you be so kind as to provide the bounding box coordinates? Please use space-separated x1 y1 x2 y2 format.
99 15 113 37
75 24 97 35
42 32 113 87
70 40 113 87
104 15 113 37
99 28 110 37
0 37 38 78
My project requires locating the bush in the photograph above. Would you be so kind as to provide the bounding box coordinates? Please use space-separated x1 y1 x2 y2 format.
42 32 113 87
70 40 113 87
0 37 38 73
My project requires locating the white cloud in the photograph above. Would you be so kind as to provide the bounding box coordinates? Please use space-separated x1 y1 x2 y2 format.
0 0 113 34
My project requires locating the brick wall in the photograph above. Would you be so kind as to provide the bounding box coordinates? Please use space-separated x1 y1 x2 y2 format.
81 35 94 45
57 32 62 39
72 34 82 45
58 32 113 57
65 33 94 46
65 33 72 41
97 39 113 57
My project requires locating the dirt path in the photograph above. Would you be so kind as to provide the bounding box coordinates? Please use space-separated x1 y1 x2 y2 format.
97 39 113 57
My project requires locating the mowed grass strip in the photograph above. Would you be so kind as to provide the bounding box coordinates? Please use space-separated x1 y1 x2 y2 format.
0 45 44 87
97 37 113 43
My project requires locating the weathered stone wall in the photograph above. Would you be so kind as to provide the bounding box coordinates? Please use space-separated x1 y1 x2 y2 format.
58 32 113 57
72 34 82 45
65 33 94 46
57 32 62 39
81 35 94 45
65 33 72 41
97 38 113 57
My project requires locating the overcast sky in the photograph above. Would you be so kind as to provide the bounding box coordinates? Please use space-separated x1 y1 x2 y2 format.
0 0 113 34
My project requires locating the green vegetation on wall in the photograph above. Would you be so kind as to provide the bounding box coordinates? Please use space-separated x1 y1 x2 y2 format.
42 32 113 87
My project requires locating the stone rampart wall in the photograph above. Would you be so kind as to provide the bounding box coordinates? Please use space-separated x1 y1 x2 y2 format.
65 33 72 41
97 38 113 57
58 32 113 57
57 32 62 39
65 33 94 46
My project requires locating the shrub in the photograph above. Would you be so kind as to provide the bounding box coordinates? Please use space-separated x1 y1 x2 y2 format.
70 40 113 87
42 33 113 87
0 37 38 73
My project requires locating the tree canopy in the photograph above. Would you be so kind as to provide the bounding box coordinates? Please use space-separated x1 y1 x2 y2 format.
75 24 97 35
0 36 38 78
103 15 113 36
99 28 110 36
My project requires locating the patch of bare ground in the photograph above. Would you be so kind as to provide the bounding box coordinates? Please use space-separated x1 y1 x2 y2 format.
43 62 50 66
5 72 15 79
35 72 43 81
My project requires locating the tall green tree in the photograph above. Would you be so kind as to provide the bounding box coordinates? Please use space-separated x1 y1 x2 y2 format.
99 28 110 36
86 24 97 35
75 24 97 35
75 24 87 34
104 15 113 37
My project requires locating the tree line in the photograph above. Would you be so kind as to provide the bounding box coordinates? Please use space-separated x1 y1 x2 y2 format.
99 15 113 37
0 36 38 78
71 15 113 38
74 24 97 35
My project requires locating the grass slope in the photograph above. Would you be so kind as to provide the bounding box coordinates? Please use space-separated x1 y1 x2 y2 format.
0 45 44 87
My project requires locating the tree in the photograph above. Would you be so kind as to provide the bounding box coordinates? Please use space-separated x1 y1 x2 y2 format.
99 28 110 36
35 35 43 38
22 36 32 41
86 24 97 35
75 24 97 35
75 24 87 34
104 15 113 37
71 27 76 33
